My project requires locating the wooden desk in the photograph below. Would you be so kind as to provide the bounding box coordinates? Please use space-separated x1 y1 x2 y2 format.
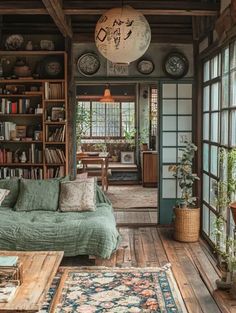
0 251 63 312
77 153 109 191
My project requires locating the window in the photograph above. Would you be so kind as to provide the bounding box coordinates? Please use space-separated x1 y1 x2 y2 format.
202 39 236 246
77 101 135 138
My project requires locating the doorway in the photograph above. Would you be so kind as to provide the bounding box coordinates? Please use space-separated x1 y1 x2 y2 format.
75 82 159 225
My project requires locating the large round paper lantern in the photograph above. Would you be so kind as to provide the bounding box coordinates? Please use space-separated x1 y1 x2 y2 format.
95 6 151 64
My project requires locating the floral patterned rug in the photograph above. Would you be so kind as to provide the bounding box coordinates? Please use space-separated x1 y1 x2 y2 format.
48 265 187 313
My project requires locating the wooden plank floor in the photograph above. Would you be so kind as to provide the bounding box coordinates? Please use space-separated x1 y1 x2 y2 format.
62 227 236 313
114 208 158 226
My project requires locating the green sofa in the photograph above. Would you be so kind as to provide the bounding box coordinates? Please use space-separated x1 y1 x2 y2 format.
0 178 120 259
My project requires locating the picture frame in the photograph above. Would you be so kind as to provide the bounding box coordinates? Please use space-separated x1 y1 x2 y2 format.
51 107 65 121
16 125 26 139
121 151 135 164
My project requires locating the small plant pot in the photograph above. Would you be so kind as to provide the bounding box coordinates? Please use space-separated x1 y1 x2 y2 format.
174 207 200 242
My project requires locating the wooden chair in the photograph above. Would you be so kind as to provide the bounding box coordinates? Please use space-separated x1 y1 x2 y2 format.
80 157 109 191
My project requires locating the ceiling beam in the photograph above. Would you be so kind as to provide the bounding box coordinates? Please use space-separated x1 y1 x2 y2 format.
42 0 73 37
0 1 219 16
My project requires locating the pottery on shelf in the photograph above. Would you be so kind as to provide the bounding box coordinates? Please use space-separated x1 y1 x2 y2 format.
13 58 31 77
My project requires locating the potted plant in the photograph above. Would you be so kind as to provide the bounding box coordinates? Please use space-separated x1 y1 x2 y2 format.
169 141 200 242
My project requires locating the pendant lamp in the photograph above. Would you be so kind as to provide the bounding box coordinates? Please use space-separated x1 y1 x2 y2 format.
100 85 114 102
95 5 151 64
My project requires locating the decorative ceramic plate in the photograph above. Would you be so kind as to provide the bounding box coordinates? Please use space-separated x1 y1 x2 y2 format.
137 59 154 75
5 34 24 50
163 52 189 79
37 56 64 78
77 53 100 76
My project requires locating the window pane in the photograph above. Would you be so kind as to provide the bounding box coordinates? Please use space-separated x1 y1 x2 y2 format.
209 211 217 244
211 55 219 79
203 143 209 172
163 84 176 98
230 41 236 70
210 145 218 177
210 177 218 210
230 110 236 146
204 61 210 82
202 204 209 235
162 180 176 198
122 102 135 135
221 110 228 145
203 86 210 112
203 173 210 203
92 102 106 136
230 71 236 107
211 83 219 111
222 75 229 108
178 84 192 98
211 112 219 142
203 113 209 140
163 132 176 146
162 148 177 162
222 47 229 74
106 103 120 137
178 132 192 145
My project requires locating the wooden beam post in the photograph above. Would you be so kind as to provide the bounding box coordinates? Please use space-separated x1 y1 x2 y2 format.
42 0 73 38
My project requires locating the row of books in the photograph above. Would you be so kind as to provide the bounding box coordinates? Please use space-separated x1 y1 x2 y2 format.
45 82 64 100
45 148 66 164
0 145 43 164
47 166 65 178
0 98 31 114
47 125 66 142
0 122 16 140
0 167 43 179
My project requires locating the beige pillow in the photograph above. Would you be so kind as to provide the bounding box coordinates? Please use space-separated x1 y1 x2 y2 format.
59 177 96 212
0 189 10 206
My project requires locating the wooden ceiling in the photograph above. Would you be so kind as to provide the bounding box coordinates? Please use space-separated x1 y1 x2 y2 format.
0 0 221 43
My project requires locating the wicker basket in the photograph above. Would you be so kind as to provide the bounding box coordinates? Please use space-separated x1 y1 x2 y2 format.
174 207 200 242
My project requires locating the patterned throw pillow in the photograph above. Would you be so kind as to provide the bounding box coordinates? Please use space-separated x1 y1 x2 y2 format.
0 189 10 206
59 178 96 212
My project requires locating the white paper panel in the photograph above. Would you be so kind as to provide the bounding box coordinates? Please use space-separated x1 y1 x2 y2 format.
163 132 176 146
162 165 174 178
178 100 192 114
163 84 177 98
163 148 177 162
163 116 176 131
162 179 176 198
178 84 192 98
163 100 176 114
178 132 192 145
178 116 192 131
202 205 209 235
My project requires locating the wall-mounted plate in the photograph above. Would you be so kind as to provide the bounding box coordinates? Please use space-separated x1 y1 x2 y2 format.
137 59 154 75
77 53 100 76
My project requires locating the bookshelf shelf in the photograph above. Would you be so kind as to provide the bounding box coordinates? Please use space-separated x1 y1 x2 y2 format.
0 51 68 179
0 163 43 166
0 114 42 117
45 142 66 145
0 140 43 143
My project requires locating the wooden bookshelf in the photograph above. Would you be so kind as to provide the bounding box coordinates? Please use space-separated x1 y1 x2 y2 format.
0 51 68 179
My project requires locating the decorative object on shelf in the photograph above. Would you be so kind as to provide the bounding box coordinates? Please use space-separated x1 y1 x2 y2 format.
95 6 151 64
36 56 63 78
20 151 27 163
40 40 55 51
16 125 27 139
5 34 24 51
13 58 31 77
137 59 154 75
77 53 100 76
107 61 128 76
25 41 33 51
51 107 65 121
121 151 135 164
163 52 189 79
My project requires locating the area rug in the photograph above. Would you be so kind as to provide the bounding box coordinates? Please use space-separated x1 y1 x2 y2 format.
105 185 158 209
50 264 187 313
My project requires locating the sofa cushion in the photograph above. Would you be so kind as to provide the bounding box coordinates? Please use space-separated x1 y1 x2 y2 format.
0 178 19 207
14 179 60 212
59 178 96 212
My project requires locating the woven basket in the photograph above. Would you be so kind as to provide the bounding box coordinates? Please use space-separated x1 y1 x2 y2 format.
174 207 200 242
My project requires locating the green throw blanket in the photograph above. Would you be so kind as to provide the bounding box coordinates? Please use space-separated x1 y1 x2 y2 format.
0 186 120 259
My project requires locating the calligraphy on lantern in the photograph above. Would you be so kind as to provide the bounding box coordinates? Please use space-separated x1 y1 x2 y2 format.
96 16 135 49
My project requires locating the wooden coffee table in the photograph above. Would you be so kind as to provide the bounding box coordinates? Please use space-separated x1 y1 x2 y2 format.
0 251 63 312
